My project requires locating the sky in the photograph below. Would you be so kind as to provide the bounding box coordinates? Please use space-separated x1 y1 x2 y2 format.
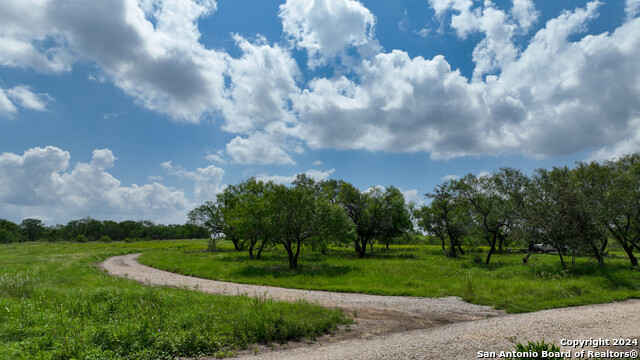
1 0 639 225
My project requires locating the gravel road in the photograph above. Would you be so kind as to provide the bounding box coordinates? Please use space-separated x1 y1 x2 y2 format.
101 254 640 360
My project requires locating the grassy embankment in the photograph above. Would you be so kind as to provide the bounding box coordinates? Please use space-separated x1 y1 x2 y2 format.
0 241 349 359
140 242 640 314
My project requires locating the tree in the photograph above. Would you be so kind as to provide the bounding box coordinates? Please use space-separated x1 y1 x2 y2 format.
338 183 412 257
376 186 413 250
228 178 274 259
576 155 640 266
0 219 20 242
523 167 605 268
416 181 468 257
188 201 224 251
456 173 517 264
0 229 17 243
20 218 45 242
267 175 350 269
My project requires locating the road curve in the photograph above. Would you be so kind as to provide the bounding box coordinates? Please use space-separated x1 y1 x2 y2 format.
101 254 640 360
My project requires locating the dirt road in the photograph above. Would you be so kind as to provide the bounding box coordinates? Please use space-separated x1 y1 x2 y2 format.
101 254 640 359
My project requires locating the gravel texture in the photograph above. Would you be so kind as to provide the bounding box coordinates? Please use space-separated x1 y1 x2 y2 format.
101 254 640 360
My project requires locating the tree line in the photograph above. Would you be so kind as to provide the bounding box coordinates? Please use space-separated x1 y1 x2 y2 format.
188 174 413 268
189 153 640 269
415 154 640 268
0 217 209 243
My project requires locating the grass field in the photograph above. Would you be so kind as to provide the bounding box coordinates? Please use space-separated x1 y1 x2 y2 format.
0 241 349 360
139 242 640 314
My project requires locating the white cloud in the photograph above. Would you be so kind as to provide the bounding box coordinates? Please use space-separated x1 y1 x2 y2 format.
6 86 50 111
161 161 224 202
313 160 322 166
1 0 639 164
221 35 300 134
589 118 640 161
257 168 335 185
627 0 640 18
441 174 460 181
225 131 296 165
0 147 192 224
288 1 640 160
415 28 430 38
511 0 540 31
0 84 51 114
400 188 423 206
0 88 17 114
279 0 378 67
0 0 227 122
205 152 226 164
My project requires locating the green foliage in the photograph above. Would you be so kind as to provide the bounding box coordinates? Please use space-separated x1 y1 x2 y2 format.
99 235 112 242
510 340 566 359
0 229 17 244
0 241 350 359
74 234 88 243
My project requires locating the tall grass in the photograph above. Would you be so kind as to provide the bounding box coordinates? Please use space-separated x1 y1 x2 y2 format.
0 241 349 359
140 243 640 313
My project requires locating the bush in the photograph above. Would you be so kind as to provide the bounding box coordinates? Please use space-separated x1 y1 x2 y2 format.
510 340 567 359
0 229 17 244
99 235 112 242
74 235 88 243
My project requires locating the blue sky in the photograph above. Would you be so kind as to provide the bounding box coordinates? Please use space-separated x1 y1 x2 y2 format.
1 0 639 225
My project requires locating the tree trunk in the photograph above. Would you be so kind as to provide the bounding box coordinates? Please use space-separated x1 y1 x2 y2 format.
455 238 465 255
357 236 368 258
557 249 567 269
449 238 457 258
232 237 241 251
485 246 494 264
256 240 265 259
248 237 256 259
485 233 497 264
621 243 638 266
591 244 605 267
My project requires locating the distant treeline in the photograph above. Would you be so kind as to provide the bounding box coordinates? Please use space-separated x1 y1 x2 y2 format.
0 217 209 243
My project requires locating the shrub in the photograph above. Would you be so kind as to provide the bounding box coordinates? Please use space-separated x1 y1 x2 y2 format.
0 229 17 244
510 340 567 359
99 235 112 242
74 234 88 243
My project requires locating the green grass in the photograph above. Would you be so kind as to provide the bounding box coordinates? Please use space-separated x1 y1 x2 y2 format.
139 242 640 314
0 241 350 359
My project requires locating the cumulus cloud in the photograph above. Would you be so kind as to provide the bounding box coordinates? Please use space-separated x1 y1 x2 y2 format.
161 161 225 202
288 1 640 160
627 0 640 18
279 0 378 67
6 86 50 111
0 0 227 122
0 84 51 114
0 146 192 224
257 168 335 185
226 131 297 165
2 0 639 164
221 35 300 134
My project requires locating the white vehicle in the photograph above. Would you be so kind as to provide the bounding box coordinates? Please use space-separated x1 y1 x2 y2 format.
532 243 571 253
